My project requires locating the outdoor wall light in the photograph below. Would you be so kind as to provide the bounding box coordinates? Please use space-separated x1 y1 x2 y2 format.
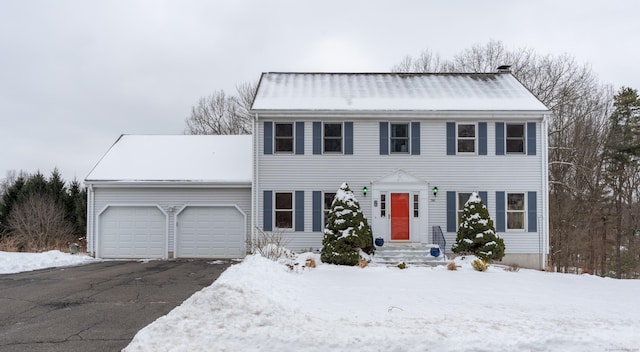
432 186 439 197
362 186 369 197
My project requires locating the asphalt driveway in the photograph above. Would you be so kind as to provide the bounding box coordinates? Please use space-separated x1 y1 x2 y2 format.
0 259 233 352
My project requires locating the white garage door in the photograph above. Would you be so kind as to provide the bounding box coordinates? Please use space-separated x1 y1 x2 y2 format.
176 206 245 258
99 206 166 258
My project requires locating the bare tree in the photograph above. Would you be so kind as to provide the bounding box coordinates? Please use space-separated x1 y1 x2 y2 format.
392 49 451 73
184 81 257 135
393 40 617 274
6 193 74 252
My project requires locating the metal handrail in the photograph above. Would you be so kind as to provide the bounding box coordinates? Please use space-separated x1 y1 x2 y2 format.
432 225 446 257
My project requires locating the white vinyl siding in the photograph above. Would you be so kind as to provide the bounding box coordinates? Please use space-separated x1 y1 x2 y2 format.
256 115 544 254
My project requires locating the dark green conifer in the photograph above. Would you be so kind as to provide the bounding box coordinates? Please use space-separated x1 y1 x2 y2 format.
451 192 505 261
320 183 374 265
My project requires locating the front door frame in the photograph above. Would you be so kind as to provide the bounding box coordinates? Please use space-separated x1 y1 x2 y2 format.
371 169 429 244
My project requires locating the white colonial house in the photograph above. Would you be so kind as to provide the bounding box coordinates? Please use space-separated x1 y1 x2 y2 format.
250 72 550 269
85 71 550 269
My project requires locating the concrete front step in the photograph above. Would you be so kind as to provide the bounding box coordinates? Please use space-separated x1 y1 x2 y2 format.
372 243 447 266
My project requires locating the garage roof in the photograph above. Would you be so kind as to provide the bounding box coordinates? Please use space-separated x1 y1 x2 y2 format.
251 72 549 112
86 135 252 184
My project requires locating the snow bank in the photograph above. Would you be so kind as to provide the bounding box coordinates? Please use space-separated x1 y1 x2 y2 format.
0 250 99 274
125 254 640 352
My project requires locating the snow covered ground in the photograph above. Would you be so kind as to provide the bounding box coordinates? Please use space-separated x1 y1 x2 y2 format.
125 254 640 352
0 250 99 274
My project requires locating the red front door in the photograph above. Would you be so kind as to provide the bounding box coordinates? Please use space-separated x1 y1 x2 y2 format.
390 193 410 240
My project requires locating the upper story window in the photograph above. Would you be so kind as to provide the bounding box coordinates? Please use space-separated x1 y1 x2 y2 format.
324 123 342 153
457 124 476 153
275 123 294 153
390 123 410 153
275 192 293 228
323 192 336 226
507 193 525 230
506 123 525 154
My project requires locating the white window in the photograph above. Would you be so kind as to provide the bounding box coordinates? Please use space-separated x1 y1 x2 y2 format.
506 123 525 154
507 193 525 230
323 123 342 153
275 123 294 153
413 194 419 218
380 194 386 217
323 192 336 226
275 192 293 228
390 123 410 153
457 124 475 153
457 192 473 227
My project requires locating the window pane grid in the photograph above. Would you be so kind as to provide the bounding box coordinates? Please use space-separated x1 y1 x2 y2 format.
380 194 386 217
413 194 419 218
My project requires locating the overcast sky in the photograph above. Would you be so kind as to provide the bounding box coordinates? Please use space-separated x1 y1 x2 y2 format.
1 0 638 183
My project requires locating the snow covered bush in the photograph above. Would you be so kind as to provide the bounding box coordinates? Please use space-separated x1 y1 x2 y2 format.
320 183 375 266
451 192 505 261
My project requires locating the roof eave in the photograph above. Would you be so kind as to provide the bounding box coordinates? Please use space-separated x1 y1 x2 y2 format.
251 108 551 117
85 180 252 188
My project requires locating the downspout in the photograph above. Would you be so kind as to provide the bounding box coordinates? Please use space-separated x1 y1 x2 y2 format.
87 184 95 257
541 114 550 270
251 112 259 253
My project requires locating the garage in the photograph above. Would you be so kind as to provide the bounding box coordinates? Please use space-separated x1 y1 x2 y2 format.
99 206 167 259
86 135 252 259
176 206 246 258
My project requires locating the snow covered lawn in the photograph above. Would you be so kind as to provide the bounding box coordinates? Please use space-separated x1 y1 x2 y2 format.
0 250 99 274
125 255 640 352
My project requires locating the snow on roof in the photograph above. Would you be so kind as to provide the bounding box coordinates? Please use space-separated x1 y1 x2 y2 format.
251 72 549 112
86 135 252 183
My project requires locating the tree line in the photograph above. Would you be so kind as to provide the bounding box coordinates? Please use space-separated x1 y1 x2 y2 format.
0 169 86 252
186 40 639 278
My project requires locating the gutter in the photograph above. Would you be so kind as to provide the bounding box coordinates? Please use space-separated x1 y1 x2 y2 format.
251 109 551 119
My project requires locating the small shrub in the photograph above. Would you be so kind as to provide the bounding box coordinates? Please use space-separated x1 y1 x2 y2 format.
472 259 490 272
305 257 317 268
0 235 21 251
447 261 457 271
397 261 407 270
250 227 289 261
506 263 520 272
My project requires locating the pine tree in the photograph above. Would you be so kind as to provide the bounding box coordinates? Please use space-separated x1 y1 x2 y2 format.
602 87 640 278
0 176 25 235
320 183 374 265
451 192 505 261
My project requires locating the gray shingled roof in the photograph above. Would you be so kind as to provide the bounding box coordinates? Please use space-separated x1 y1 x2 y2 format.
251 72 548 112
